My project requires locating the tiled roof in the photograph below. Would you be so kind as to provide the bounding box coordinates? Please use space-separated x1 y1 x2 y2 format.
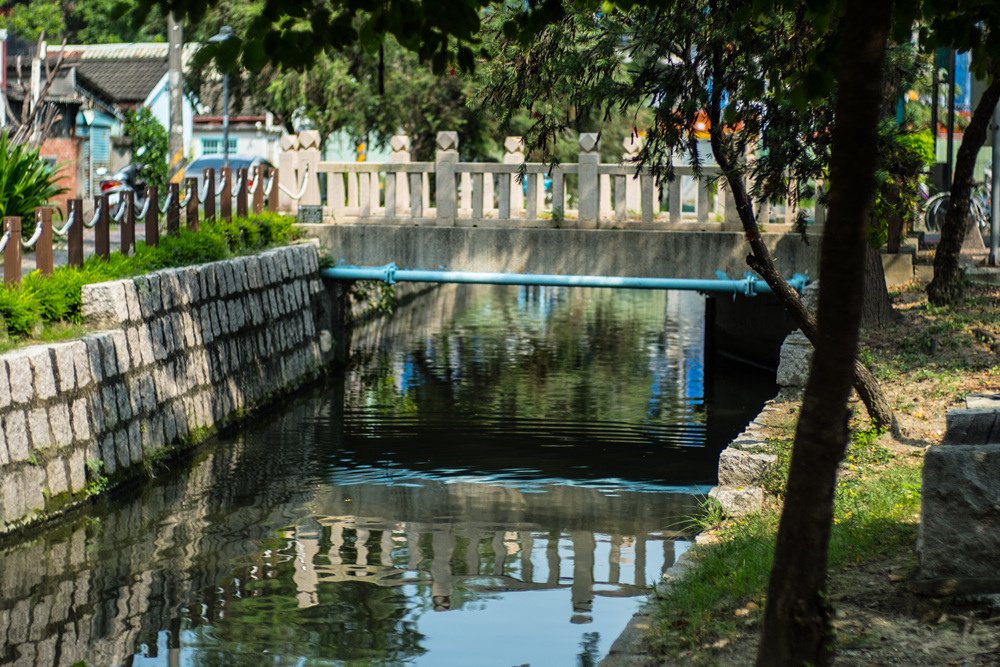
47 43 199 62
74 58 168 104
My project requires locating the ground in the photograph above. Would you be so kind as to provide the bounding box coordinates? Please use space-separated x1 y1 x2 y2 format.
642 281 1000 666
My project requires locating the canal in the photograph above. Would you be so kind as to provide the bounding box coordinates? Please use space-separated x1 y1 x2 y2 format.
0 284 775 666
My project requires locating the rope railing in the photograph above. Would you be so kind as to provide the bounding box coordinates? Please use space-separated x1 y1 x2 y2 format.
179 184 194 208
54 207 75 237
198 174 212 202
137 194 152 219
159 189 173 214
113 199 128 223
0 230 9 254
264 169 277 197
83 200 103 229
278 162 310 201
20 219 44 249
231 170 246 197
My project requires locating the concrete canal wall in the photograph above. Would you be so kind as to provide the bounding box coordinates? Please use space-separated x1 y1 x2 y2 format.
0 243 336 535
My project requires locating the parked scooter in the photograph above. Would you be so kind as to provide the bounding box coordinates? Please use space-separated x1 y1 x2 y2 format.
98 146 149 208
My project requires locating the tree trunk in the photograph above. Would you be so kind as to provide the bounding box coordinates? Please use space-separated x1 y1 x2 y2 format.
707 47 895 432
927 77 1000 305
862 243 893 329
756 1 892 665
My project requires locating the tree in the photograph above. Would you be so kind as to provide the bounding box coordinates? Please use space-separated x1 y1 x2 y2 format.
123 107 169 192
0 0 164 43
924 2 1000 305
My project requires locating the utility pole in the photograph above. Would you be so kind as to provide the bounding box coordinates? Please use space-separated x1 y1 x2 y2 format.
991 102 1000 266
168 13 185 183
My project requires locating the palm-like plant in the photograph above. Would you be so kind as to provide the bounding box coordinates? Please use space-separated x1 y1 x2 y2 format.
0 131 66 237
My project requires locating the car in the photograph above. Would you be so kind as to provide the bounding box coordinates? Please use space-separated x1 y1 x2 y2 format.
184 155 276 194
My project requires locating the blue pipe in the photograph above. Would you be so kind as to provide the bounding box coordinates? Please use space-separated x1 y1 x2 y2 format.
321 264 809 297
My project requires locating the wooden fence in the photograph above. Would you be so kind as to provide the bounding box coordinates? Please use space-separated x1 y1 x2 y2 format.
277 130 826 230
1 165 285 285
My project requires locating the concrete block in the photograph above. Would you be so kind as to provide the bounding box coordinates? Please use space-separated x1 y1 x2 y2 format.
943 408 1000 445
1 470 26 524
98 335 119 378
71 399 90 443
67 448 86 494
27 407 53 450
99 434 117 475
121 280 142 321
82 336 105 384
776 329 812 389
99 386 119 428
0 361 10 409
718 448 777 487
920 443 1000 591
48 403 73 446
51 342 82 393
26 347 57 400
81 280 129 327
115 429 131 469
109 330 132 375
966 393 1000 410
5 351 34 404
881 252 914 288
45 458 69 496
709 485 768 517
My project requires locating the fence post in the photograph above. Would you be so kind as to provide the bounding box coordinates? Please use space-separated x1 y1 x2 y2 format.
390 134 411 217
503 136 525 219
252 165 264 214
298 130 322 207
435 131 459 225
186 177 200 230
68 198 84 266
220 167 232 221
95 193 111 259
236 167 249 218
278 133 299 213
267 167 279 212
3 217 21 284
145 187 159 247
204 169 216 221
167 183 180 235
578 133 600 228
36 208 54 275
121 191 136 255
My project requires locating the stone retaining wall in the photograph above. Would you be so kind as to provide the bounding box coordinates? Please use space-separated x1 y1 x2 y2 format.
0 243 336 535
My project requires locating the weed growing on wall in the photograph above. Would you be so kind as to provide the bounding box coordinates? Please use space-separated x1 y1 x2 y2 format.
0 213 298 341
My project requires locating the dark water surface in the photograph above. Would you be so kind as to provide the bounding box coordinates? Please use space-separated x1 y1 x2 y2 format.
0 284 775 666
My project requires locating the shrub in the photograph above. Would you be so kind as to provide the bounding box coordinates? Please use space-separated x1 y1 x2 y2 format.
0 131 67 236
0 213 298 340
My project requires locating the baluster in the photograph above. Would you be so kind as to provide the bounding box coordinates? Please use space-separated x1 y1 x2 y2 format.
472 172 484 221
384 171 396 221
186 177 200 230
359 171 371 218
641 171 654 225
236 167 248 218
526 172 538 220
252 166 264 214
435 131 459 225
122 191 136 254
167 184 180 235
68 198 84 266
3 217 21 284
329 170 346 220
614 174 627 222
144 187 159 248
96 193 111 257
203 169 216 221
578 133 600 228
551 168 565 217
668 177 682 223
460 172 472 214
498 173 511 220
409 172 423 218
220 167 233 221
36 208 54 275
697 178 710 223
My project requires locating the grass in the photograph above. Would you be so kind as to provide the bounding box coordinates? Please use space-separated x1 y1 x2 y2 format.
648 428 922 659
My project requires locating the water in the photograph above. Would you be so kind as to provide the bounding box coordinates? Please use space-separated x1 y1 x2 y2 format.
0 284 775 666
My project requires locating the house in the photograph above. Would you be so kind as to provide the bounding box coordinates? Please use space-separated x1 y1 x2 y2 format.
190 81 283 163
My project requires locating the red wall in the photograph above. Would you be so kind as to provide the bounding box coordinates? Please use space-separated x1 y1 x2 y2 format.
39 137 82 214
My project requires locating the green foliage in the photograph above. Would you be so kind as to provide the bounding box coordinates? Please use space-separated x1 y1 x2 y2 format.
84 458 109 498
0 213 296 342
871 124 935 245
0 0 63 41
0 131 67 235
0 0 164 43
123 108 169 192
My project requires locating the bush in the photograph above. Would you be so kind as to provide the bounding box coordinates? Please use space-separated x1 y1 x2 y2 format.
0 213 298 340
0 131 67 236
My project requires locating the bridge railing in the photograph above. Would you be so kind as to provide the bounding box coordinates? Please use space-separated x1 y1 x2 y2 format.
279 130 825 231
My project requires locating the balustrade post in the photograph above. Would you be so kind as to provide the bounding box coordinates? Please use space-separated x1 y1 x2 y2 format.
298 130 322 206
121 191 136 255
203 169 216 221
236 168 249 218
95 193 111 258
36 208 54 275
503 136 525 219
578 133 600 228
167 183 180 235
435 131 459 225
186 177 200 230
3 217 21 284
267 167 280 212
220 167 233 221
144 187 159 247
252 166 265 214
389 134 411 217
278 133 300 213
67 198 84 266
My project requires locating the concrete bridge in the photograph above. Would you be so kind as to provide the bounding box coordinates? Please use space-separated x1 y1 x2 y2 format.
283 130 822 280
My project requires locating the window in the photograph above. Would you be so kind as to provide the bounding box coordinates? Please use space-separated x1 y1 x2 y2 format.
201 137 238 155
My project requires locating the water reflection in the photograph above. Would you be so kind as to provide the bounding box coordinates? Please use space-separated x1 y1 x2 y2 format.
0 284 774 666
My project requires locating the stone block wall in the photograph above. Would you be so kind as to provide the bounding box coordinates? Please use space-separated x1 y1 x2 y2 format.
0 243 336 535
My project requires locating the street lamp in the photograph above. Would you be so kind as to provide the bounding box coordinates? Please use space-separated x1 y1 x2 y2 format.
208 25 235 169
